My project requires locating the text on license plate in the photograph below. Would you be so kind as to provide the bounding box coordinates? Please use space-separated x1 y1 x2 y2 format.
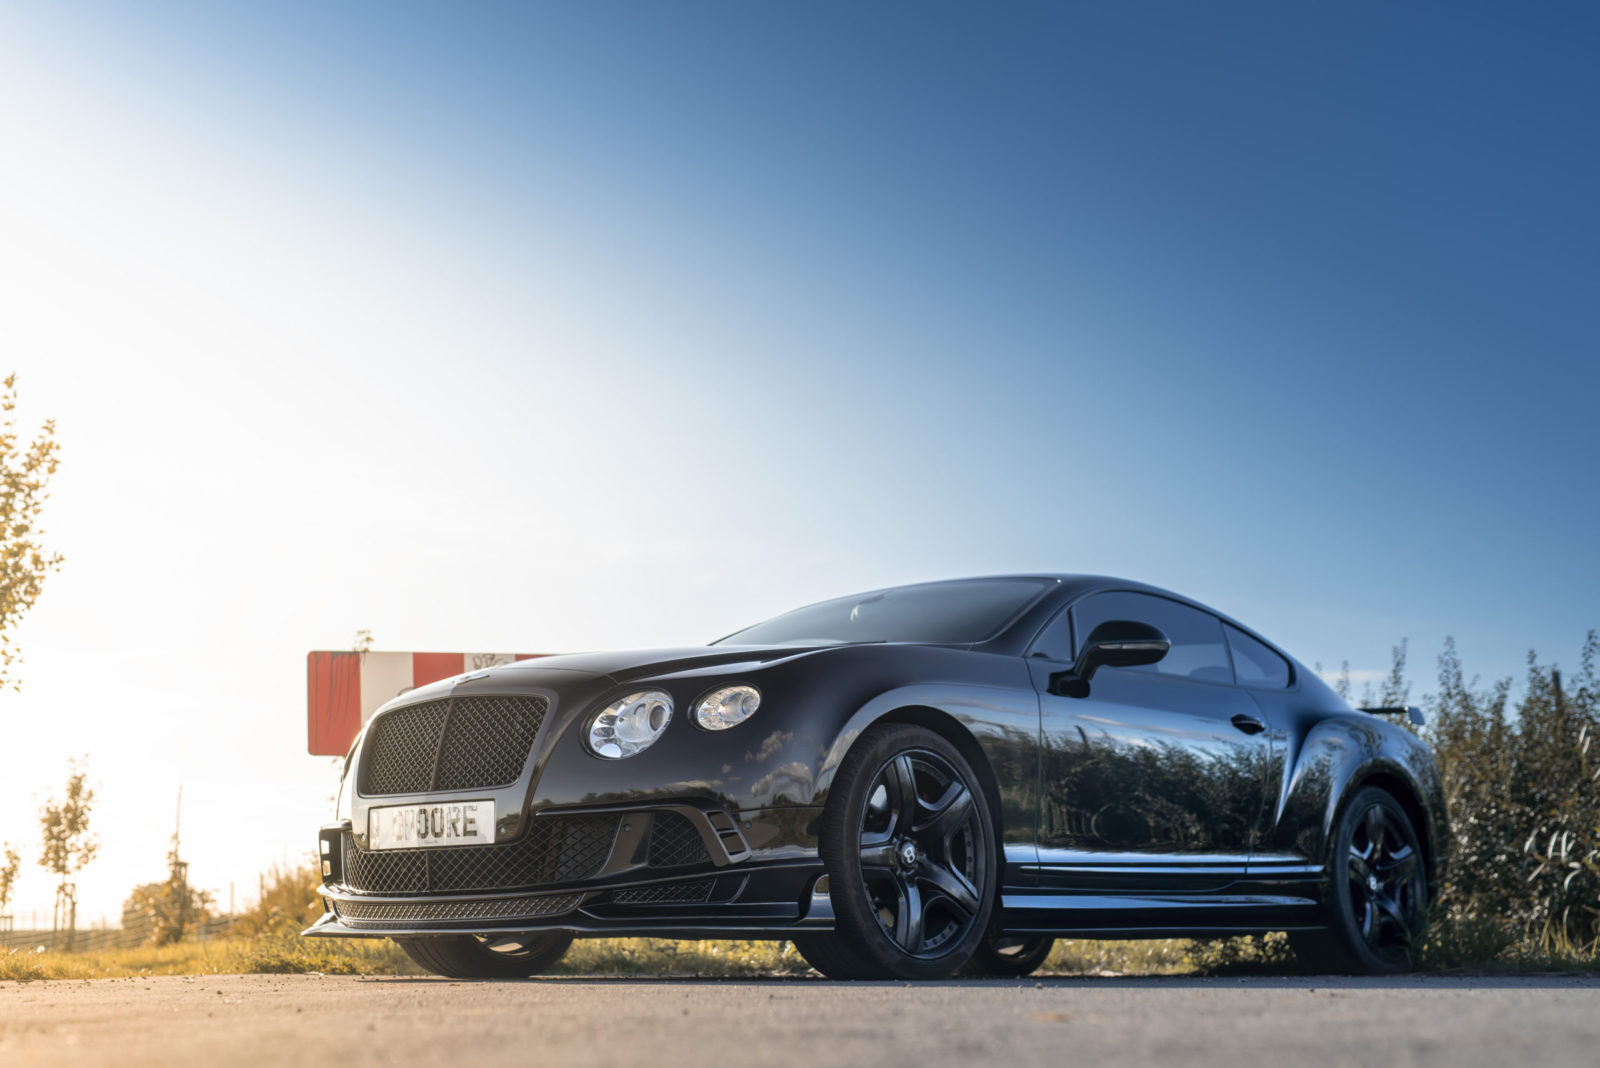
368 800 495 850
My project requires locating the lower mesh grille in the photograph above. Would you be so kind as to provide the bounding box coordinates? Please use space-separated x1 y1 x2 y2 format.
646 812 711 868
611 880 716 905
343 815 619 894
335 894 582 923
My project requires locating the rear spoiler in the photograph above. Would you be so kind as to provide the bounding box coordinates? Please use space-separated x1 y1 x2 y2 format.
1359 705 1426 726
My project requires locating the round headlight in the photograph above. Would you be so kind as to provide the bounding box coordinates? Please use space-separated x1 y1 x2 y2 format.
694 685 761 731
588 690 674 759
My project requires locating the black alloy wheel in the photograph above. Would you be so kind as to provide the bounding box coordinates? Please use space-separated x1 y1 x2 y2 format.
1291 785 1428 974
398 931 574 978
962 935 1055 978
793 723 996 980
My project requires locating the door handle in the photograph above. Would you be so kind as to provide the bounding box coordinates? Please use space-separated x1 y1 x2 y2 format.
1230 713 1267 735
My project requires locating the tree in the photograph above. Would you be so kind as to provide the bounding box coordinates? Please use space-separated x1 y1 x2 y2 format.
0 373 64 691
38 758 99 949
0 843 20 932
120 790 213 945
120 851 214 947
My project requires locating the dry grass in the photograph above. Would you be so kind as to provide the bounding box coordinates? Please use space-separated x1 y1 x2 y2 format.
0 934 1205 983
0 936 420 982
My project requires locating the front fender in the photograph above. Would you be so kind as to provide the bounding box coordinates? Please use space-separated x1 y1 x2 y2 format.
810 677 1041 851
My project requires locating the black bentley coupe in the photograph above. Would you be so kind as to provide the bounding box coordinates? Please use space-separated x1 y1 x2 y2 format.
306 575 1445 980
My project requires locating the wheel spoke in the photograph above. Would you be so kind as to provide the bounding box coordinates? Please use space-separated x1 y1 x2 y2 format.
916 781 973 844
918 859 979 918
1376 844 1420 886
1364 806 1387 856
884 754 918 836
891 875 923 953
1348 845 1372 882
859 838 897 868
1371 888 1410 937
1359 898 1376 943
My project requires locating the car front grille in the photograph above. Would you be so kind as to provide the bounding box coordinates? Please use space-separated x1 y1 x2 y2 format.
342 814 620 894
334 894 583 924
360 694 549 795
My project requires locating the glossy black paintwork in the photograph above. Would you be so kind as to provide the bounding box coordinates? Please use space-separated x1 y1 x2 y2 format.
310 574 1448 942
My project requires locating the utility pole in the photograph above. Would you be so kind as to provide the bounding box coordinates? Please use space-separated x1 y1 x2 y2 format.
172 787 188 941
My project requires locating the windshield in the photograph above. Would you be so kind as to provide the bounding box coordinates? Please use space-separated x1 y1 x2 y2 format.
713 578 1052 647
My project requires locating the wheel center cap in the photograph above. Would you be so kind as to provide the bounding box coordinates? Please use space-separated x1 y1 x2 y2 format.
1367 874 1380 892
897 841 920 869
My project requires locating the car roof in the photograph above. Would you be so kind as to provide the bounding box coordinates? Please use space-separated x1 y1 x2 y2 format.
895 574 1294 664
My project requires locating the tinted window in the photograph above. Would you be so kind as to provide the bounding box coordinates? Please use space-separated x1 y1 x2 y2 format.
1029 608 1075 662
1225 624 1292 688
715 579 1052 646
1071 591 1233 684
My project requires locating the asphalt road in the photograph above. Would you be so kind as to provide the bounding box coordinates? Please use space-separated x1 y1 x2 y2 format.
3 972 1598 1067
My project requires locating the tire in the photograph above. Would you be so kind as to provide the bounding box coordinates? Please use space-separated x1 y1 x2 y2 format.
962 936 1055 978
398 932 574 978
1291 785 1428 975
794 723 997 980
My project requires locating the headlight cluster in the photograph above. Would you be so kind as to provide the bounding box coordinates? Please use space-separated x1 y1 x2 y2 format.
588 690 674 759
587 684 762 759
694 685 761 731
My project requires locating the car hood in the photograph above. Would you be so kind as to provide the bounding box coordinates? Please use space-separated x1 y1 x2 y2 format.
489 645 828 685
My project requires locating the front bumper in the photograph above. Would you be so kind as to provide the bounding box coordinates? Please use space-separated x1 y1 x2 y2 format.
306 801 832 940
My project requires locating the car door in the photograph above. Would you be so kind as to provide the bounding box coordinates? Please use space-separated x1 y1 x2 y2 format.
1026 590 1275 892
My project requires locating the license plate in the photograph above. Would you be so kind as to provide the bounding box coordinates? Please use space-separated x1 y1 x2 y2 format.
367 800 495 850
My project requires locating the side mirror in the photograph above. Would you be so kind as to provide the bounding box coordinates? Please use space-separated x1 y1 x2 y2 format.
1048 620 1171 698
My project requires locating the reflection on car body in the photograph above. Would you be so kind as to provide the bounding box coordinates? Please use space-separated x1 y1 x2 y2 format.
306 574 1445 979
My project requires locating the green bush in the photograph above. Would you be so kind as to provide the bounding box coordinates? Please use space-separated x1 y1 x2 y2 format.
1425 631 1600 955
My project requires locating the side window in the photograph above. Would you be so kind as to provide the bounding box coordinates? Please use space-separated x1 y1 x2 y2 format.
1029 608 1074 662
1071 591 1234 684
1224 624 1292 688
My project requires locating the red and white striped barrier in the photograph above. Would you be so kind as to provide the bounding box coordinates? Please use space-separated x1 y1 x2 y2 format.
306 651 548 755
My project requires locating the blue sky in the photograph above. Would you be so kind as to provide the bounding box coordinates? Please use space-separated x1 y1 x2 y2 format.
0 2 1596 918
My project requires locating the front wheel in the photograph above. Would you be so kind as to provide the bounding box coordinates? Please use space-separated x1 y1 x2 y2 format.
1291 785 1428 974
398 932 574 978
795 723 997 980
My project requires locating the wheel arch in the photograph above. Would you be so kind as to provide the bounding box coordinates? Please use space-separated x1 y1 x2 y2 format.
811 699 1010 863
871 704 1007 854
1347 767 1437 897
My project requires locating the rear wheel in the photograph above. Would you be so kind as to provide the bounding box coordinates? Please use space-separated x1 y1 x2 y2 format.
398 932 574 978
962 936 1055 978
1291 786 1427 975
793 723 997 980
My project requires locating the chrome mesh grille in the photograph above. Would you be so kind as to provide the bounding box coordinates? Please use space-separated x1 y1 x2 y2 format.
646 811 711 868
342 815 619 894
359 695 549 795
335 894 582 923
